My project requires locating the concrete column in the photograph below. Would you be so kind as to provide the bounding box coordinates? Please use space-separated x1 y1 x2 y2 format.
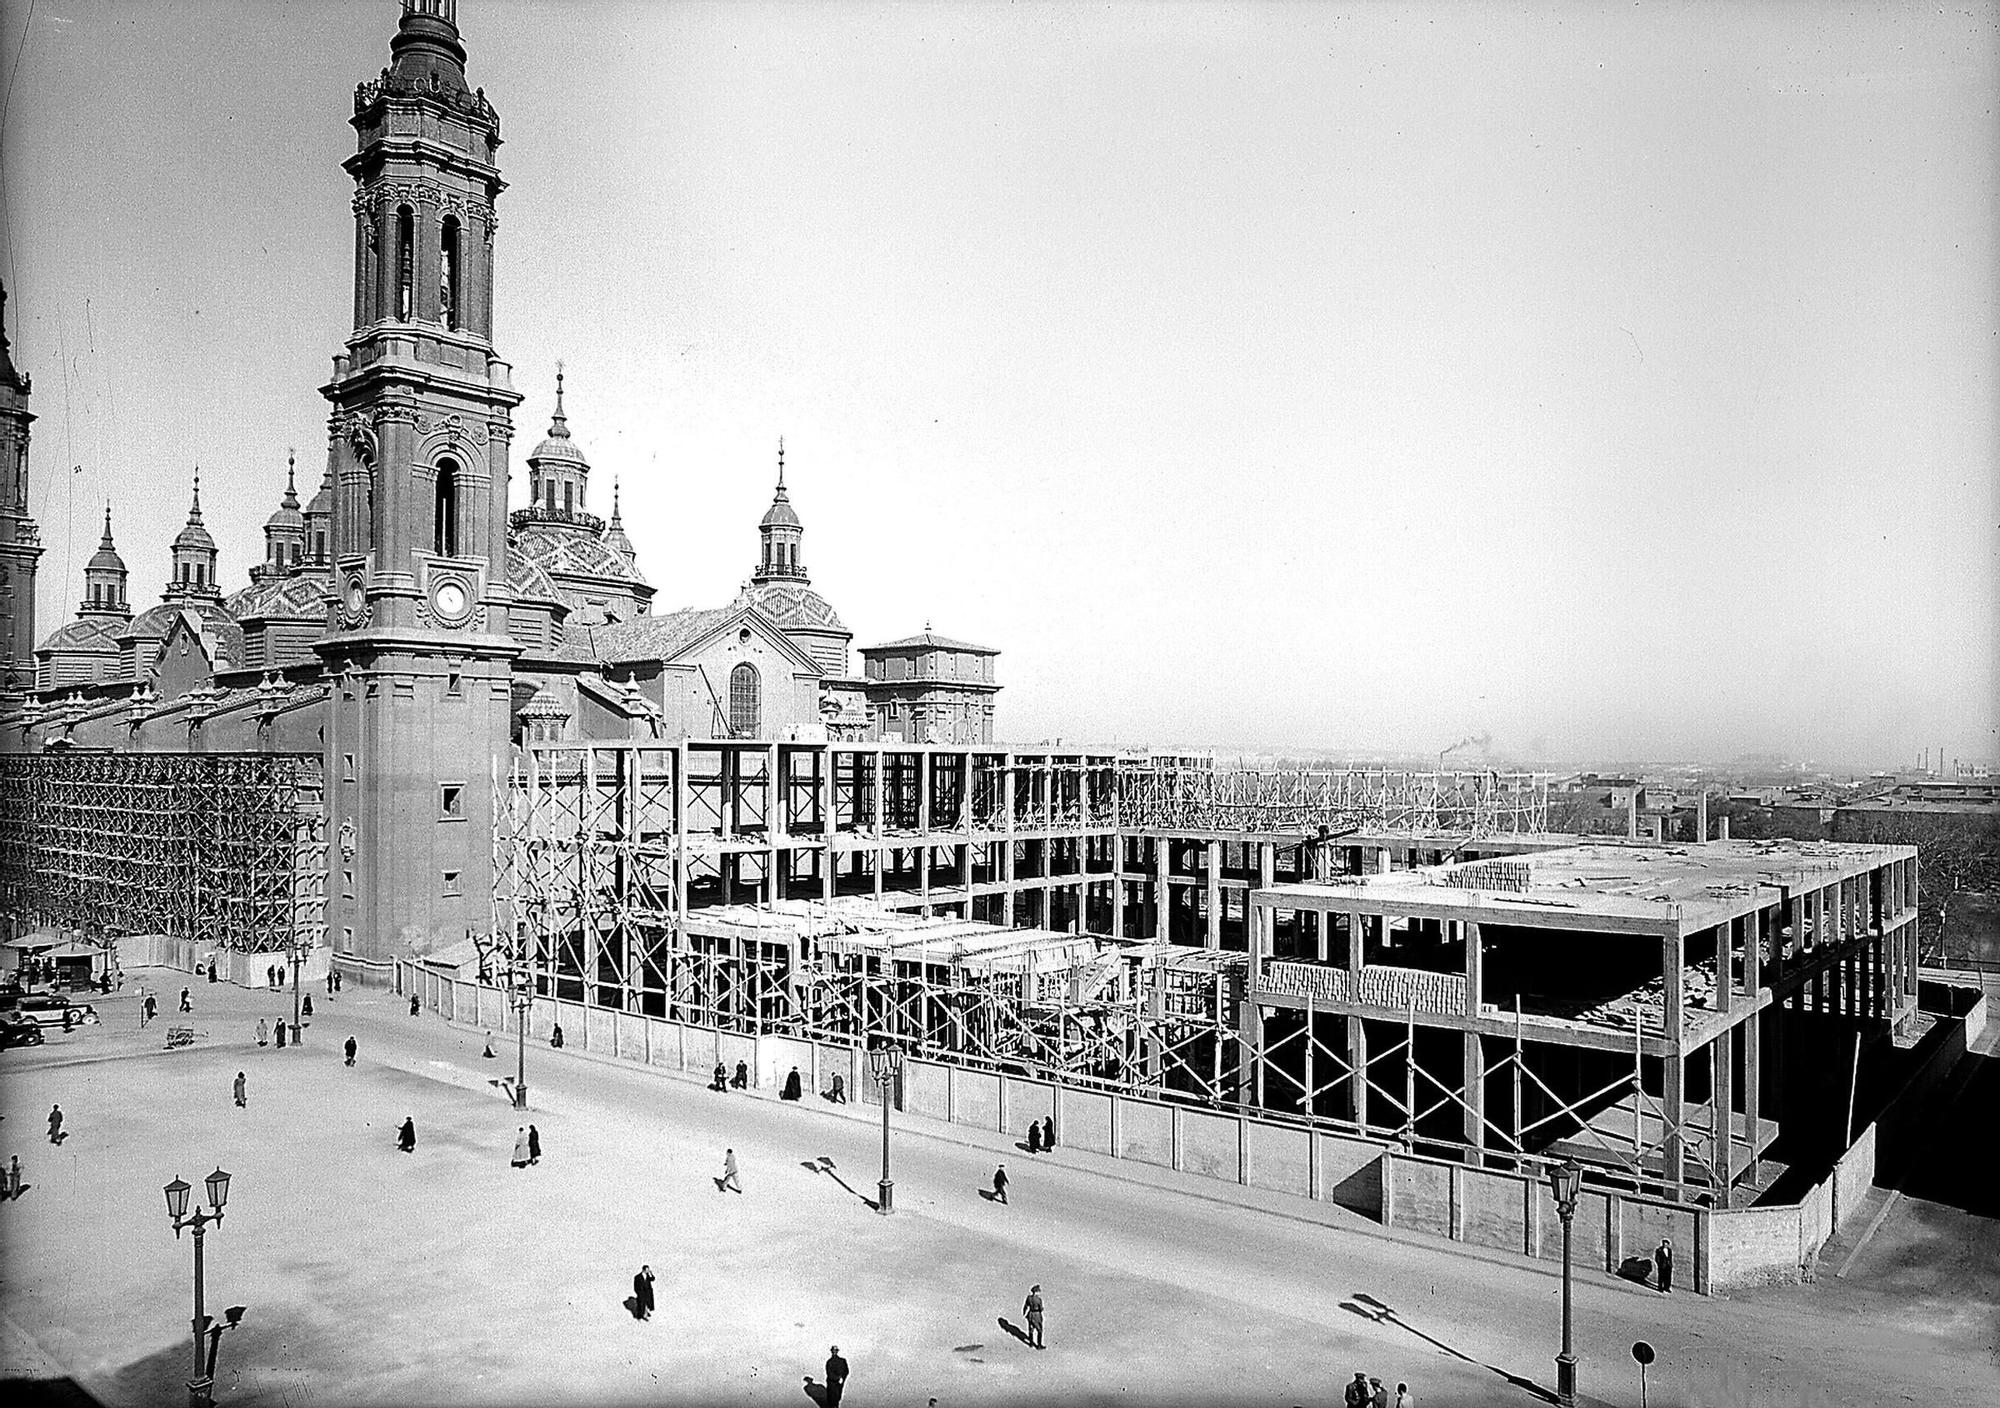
1205 840 1222 951
1462 1030 1484 1164
1696 791 1709 843
1260 843 1276 894
1155 838 1171 944
1745 1006 1763 1182
1661 929 1686 1189
1713 1027 1736 1207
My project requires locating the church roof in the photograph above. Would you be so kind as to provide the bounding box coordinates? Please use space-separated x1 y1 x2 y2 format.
864 630 998 655
512 518 648 587
36 617 120 656
588 607 738 665
225 572 330 623
735 581 847 635
122 600 238 648
507 552 564 604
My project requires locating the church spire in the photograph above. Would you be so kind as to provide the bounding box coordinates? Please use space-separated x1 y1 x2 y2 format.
754 437 806 584
80 502 130 618
165 467 220 602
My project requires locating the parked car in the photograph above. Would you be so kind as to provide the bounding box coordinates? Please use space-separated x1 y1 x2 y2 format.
12 994 98 1028
0 1015 46 1048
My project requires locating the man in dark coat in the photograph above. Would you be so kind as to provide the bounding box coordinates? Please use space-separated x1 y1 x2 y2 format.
1027 1121 1042 1154
1042 1115 1056 1150
711 1062 729 1092
409 994 421 1017
1022 1285 1045 1349
824 1346 849 1405
397 1117 417 1153
551 1024 564 1048
992 1163 1009 1204
345 1035 358 1066
632 1265 655 1320
528 1125 542 1164
233 1072 247 1108
732 1060 748 1089
1655 1237 1674 1293
275 1019 286 1048
46 1104 63 1144
179 987 192 1013
782 1066 802 1101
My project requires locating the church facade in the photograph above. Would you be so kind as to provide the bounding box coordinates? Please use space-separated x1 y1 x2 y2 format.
1 0 998 962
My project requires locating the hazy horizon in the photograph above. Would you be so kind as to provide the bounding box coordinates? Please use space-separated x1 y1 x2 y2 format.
3 0 1994 768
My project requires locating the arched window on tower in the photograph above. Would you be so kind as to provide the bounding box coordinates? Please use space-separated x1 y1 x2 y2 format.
544 479 555 513
563 482 573 515
440 215 461 330
728 662 761 739
396 206 415 320
434 459 460 557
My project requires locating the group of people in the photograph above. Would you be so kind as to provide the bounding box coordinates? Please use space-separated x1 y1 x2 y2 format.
1024 1116 1056 1154
709 1060 749 1092
1345 1372 1415 1407
511 1125 544 1167
264 964 288 989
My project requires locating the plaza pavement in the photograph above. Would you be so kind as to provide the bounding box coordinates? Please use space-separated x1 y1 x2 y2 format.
0 971 1994 1407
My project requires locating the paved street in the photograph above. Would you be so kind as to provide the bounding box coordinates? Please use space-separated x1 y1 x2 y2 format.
1 971 1993 1406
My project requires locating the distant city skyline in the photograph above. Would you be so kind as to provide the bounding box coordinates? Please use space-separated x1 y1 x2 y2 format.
2 0 1993 767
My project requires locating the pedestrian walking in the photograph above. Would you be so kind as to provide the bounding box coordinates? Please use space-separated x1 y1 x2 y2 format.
632 1265 655 1320
1655 1237 1674 1293
5 1154 20 1200
303 994 314 1019
992 1163 1009 1204
334 970 342 994
528 1124 542 1164
396 1116 417 1152
1022 1284 1045 1348
512 1127 531 1168
550 1023 564 1048
721 1147 742 1193
233 1071 247 1108
828 1072 846 1103
409 994 421 1017
1370 1376 1390 1408
266 965 276 990
732 1059 748 1089
344 1035 358 1066
143 993 157 1025
782 1065 802 1101
326 971 334 996
1345 1371 1373 1408
1027 1121 1042 1154
255 1019 268 1047
1394 1383 1416 1408
275 1019 287 1048
179 987 192 1013
1041 1115 1055 1150
206 961 217 984
483 1031 497 1059
277 963 286 988
825 1345 850 1405
46 1104 63 1145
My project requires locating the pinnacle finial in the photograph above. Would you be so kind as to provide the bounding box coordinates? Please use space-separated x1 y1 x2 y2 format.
547 363 570 438
611 476 622 522
101 502 115 545
189 466 203 521
777 436 786 490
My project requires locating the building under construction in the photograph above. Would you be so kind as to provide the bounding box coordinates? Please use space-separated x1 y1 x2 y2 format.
481 739 1915 1205
0 750 325 952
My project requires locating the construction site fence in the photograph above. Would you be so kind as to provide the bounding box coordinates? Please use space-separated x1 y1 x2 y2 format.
391 967 1980 1296
114 932 331 988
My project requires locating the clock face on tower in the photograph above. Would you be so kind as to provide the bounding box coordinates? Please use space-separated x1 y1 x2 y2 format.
342 576 366 628
432 580 468 622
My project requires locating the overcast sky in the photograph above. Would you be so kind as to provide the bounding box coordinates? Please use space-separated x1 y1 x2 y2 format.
2 0 1994 769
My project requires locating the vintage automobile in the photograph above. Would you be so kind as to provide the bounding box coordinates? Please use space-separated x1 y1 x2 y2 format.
0 1014 46 1048
8 994 100 1029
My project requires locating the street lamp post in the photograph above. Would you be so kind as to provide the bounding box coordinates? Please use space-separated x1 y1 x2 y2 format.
289 939 303 1046
1547 1157 1583 1408
163 1166 231 1408
512 954 530 1111
867 1046 904 1215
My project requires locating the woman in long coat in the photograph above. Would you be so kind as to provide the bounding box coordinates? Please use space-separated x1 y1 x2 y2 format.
781 1066 802 1101
397 1117 417 1153
511 1127 531 1168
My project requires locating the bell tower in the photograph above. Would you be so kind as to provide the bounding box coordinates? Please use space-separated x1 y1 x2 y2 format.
317 0 522 962
0 282 39 705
